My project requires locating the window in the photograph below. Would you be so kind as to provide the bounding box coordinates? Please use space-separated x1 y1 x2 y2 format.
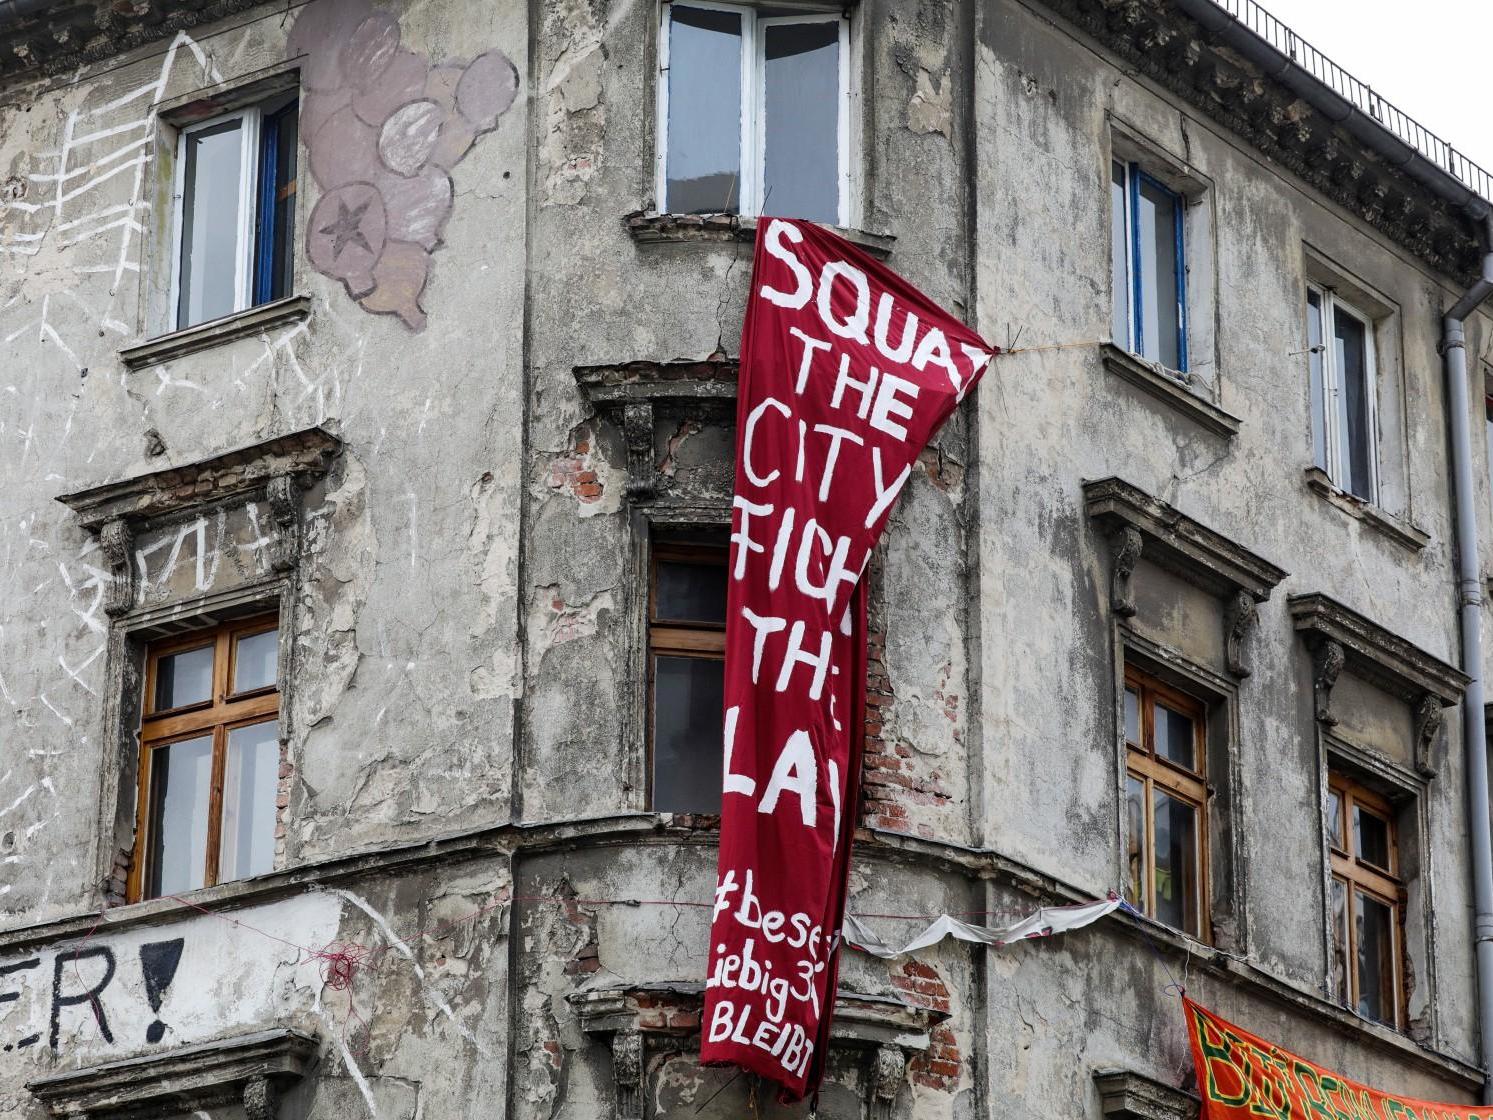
649 541 728 812
657 2 849 226
1111 161 1187 371
1485 394 1493 518
131 616 281 901
172 93 298 331
1123 667 1207 938
1306 286 1378 501
1327 772 1405 1027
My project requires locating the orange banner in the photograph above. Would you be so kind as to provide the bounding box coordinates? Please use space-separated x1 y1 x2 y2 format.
1184 998 1489 1119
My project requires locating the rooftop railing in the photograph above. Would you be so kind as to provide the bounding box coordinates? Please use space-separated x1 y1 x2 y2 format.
1210 0 1493 205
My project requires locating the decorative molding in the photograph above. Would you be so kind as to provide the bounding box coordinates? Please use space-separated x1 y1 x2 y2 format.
266 474 301 574
243 1075 278 1120
1311 638 1346 726
1224 588 1258 678
624 211 895 258
871 1044 906 1120
1094 1068 1199 1119
612 1031 643 1120
1084 478 1288 601
1289 594 1469 713
1303 467 1430 552
1100 344 1241 438
575 358 739 418
56 427 342 533
1085 478 1287 677
98 517 135 618
1108 525 1143 617
622 401 657 502
0 0 269 84
118 295 311 371
1412 692 1446 779
570 984 938 1119
574 359 739 504
26 1027 317 1117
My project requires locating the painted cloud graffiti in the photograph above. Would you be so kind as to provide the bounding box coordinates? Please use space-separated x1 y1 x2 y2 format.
287 0 519 330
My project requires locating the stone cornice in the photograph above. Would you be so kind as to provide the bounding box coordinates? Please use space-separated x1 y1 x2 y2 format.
624 212 895 258
1094 1068 1200 1119
1028 0 1486 284
573 358 739 502
55 427 342 532
1288 592 1469 707
0 0 269 87
1083 477 1288 601
26 1027 317 1118
574 358 739 419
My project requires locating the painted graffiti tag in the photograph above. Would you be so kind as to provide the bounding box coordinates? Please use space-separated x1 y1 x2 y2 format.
0 938 184 1055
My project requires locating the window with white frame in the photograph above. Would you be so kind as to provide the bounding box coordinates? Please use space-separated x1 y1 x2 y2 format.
1111 160 1187 372
656 2 850 226
172 92 298 331
1306 285 1378 501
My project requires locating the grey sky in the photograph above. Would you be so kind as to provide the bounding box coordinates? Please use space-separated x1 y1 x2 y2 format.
1249 0 1493 187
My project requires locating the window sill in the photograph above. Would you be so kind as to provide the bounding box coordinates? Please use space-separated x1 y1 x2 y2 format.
1100 344 1240 438
624 211 894 259
1303 467 1429 552
119 295 311 371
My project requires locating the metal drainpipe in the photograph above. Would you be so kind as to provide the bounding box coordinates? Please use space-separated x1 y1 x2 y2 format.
1444 213 1493 1102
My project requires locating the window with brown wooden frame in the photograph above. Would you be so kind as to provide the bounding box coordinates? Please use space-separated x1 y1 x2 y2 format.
1123 665 1209 940
1327 772 1406 1028
649 540 728 813
130 615 281 902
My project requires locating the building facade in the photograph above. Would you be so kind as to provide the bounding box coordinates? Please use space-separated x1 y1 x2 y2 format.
1 0 1491 1116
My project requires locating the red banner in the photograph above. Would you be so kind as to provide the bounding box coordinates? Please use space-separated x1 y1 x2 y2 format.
1185 997 1491 1119
701 219 993 1099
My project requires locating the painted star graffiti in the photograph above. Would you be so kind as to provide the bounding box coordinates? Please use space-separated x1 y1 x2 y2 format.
317 198 374 259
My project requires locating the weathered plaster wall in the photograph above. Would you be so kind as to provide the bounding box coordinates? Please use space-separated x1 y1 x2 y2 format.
3 0 1492 1116
972 0 1489 1100
0 0 527 922
1 0 527 1114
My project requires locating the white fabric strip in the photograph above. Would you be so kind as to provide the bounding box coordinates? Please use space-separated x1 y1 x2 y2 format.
843 895 1121 959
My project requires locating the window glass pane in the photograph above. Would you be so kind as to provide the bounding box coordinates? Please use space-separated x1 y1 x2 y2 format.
146 735 214 898
1355 892 1396 1024
272 105 298 302
1124 775 1145 910
179 118 245 329
1153 702 1196 771
666 6 743 215
1327 788 1345 850
1152 789 1199 935
653 655 725 812
656 560 727 624
1333 305 1374 499
1486 397 1493 520
1354 803 1392 871
154 644 214 711
221 720 280 882
1123 687 1139 746
762 20 840 224
1308 290 1327 471
1111 162 1131 349
1330 877 1349 1006
233 628 279 694
1135 175 1182 370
